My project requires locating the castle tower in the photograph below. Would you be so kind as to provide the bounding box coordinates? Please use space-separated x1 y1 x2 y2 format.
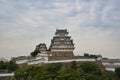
49 29 75 57
36 43 47 53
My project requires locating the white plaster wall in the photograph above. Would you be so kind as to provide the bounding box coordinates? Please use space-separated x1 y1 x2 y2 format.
97 57 102 60
102 62 120 66
106 68 115 71
51 49 73 52
27 56 48 65
46 58 96 63
0 73 14 77
16 59 27 64
102 62 111 65
114 62 120 65
28 58 95 65
28 60 44 65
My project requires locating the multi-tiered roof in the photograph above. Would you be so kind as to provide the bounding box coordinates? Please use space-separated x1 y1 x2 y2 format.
36 43 47 53
49 29 75 57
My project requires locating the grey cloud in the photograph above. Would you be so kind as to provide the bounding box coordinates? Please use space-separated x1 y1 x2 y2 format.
0 0 120 59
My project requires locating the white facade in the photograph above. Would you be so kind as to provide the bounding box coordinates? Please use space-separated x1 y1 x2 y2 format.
46 58 96 64
102 62 120 66
16 55 96 65
0 73 14 77
27 55 48 65
27 58 96 65
49 29 74 54
106 68 115 71
102 59 120 71
51 49 73 52
16 59 28 64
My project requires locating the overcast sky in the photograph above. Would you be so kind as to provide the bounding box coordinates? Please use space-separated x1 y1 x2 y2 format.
0 0 120 60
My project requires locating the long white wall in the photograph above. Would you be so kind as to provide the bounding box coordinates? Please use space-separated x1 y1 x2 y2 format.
0 73 14 77
102 62 120 65
16 59 28 64
46 58 95 64
28 57 48 65
102 61 120 71
27 58 96 65
106 68 115 71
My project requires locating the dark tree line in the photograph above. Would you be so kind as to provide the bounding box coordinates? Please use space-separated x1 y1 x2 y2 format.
0 60 18 73
84 53 97 58
30 49 40 57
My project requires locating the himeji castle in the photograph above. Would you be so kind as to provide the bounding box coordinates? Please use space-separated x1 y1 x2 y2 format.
13 29 96 67
32 29 75 58
12 29 120 71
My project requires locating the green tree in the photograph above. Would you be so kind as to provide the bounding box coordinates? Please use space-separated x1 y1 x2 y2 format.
14 64 62 80
34 70 50 80
0 61 7 70
85 74 100 80
31 50 38 57
105 71 117 80
70 61 77 70
80 62 109 80
80 62 99 73
46 63 62 79
89 54 97 58
57 68 84 80
115 67 120 79
14 68 27 80
46 63 62 73
0 60 18 73
31 48 40 57
14 62 111 80
84 53 89 57
7 60 18 72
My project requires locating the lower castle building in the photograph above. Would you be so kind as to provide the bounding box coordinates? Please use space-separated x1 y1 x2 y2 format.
102 59 120 71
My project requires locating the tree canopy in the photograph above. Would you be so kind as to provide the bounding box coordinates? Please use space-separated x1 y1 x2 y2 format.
30 49 40 57
14 62 114 80
115 67 120 79
0 60 18 73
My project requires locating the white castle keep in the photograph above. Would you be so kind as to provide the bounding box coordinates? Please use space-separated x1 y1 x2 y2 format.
13 29 120 71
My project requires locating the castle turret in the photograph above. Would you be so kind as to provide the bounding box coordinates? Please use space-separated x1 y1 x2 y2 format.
36 43 47 53
49 29 75 57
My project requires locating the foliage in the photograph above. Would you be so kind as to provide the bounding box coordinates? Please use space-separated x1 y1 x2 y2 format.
80 62 108 80
30 49 39 57
89 54 97 58
105 71 118 80
46 63 62 73
14 63 62 80
57 68 84 80
7 61 18 71
84 53 97 58
84 53 89 57
14 68 26 80
0 60 7 70
14 62 117 80
115 67 120 78
0 60 18 73
70 61 77 70
80 62 100 74
85 74 100 80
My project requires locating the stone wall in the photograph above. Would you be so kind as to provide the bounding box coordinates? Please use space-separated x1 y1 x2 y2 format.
0 76 13 80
